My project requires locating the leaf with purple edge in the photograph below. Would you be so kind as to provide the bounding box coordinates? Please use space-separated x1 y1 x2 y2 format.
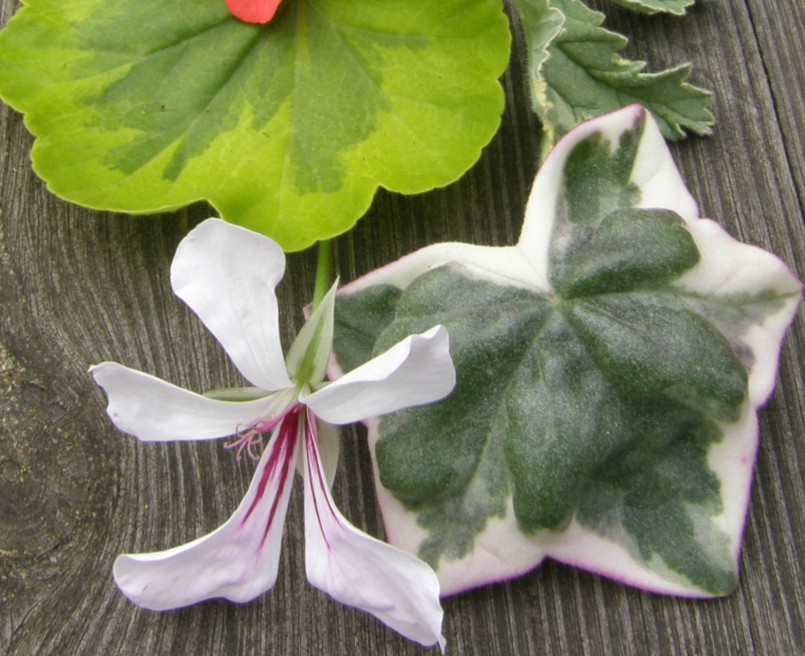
332 106 801 597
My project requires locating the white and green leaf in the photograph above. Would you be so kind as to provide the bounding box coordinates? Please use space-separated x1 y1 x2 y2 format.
332 106 801 597
511 0 712 140
0 0 510 251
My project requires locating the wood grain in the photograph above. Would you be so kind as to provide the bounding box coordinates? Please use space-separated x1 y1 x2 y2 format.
1 1 803 654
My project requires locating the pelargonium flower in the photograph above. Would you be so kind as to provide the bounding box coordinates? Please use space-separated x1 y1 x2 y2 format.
91 218 455 649
227 0 283 24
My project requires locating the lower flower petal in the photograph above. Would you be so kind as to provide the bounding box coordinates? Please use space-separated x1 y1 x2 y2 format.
296 419 341 487
91 362 281 441
114 416 300 609
303 325 455 425
302 416 445 648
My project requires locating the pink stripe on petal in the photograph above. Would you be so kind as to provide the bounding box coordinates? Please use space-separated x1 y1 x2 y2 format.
113 420 299 610
241 407 301 551
302 410 445 648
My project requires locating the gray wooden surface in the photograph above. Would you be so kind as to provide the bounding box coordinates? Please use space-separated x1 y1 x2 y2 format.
1 1 803 654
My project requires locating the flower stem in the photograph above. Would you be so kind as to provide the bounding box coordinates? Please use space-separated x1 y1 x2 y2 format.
312 239 333 310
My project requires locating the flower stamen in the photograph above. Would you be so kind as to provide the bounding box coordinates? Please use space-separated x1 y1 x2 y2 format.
225 415 284 461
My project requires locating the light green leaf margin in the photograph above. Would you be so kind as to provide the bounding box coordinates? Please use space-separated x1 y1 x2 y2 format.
0 0 511 251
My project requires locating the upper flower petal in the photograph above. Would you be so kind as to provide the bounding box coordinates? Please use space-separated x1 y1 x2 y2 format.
113 413 300 609
302 415 445 648
91 362 281 441
303 325 455 425
171 219 292 391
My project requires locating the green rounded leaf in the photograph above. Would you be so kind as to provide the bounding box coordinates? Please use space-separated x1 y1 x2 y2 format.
0 0 511 250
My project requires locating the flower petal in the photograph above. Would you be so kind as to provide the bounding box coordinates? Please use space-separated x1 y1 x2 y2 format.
91 362 284 441
303 326 455 425
302 416 444 648
227 0 283 25
298 419 340 488
171 218 292 391
114 412 301 609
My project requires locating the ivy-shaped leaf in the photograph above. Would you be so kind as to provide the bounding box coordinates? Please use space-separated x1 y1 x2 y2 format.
609 0 694 16
333 106 801 597
0 0 510 251
512 0 712 140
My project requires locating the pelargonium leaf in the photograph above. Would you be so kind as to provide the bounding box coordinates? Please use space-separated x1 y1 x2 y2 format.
0 0 510 251
512 0 712 140
333 106 801 597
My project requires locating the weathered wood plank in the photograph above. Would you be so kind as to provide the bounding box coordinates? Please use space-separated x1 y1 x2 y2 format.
1 1 803 654
745 0 805 215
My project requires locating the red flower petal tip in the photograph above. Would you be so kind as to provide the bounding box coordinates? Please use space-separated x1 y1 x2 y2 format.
227 0 283 25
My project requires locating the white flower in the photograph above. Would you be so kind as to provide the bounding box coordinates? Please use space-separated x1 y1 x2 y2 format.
91 218 455 649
